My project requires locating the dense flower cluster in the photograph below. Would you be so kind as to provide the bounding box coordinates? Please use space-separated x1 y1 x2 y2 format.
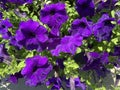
0 0 120 90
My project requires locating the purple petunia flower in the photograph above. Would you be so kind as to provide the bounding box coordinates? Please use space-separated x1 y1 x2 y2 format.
65 77 86 90
46 77 63 90
69 17 92 37
40 2 68 36
96 0 118 12
15 19 48 51
0 19 12 39
93 14 115 42
7 0 33 5
9 72 23 84
21 55 52 86
83 52 109 77
75 0 95 17
51 34 83 56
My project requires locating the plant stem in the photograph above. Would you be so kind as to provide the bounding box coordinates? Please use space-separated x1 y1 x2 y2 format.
70 76 75 90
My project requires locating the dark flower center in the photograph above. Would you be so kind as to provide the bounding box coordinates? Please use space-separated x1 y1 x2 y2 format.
28 32 36 38
79 22 86 28
0 57 3 62
104 20 112 26
82 3 88 9
50 10 56 15
1 25 5 28
33 66 38 72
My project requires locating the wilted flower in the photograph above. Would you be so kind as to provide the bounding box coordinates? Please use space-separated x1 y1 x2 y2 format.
69 17 92 37
83 52 109 77
110 46 120 67
96 0 118 12
51 34 83 56
65 77 86 90
14 8 27 18
75 0 95 17
40 2 68 36
15 19 48 51
46 77 63 90
21 55 52 86
0 44 11 64
0 0 8 10
93 14 115 42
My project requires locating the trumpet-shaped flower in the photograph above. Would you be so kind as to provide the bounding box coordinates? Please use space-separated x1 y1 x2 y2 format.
15 19 48 51
40 2 68 36
21 55 52 86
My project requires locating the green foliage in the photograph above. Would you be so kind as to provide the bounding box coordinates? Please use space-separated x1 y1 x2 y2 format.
64 57 79 78
95 86 106 90
0 56 25 77
61 1 78 35
114 86 120 90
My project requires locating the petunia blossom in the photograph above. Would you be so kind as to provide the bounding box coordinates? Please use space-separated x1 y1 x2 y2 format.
75 0 95 17
69 17 92 37
40 2 68 36
15 19 48 51
51 34 83 56
83 52 109 77
21 55 52 86
93 14 115 42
